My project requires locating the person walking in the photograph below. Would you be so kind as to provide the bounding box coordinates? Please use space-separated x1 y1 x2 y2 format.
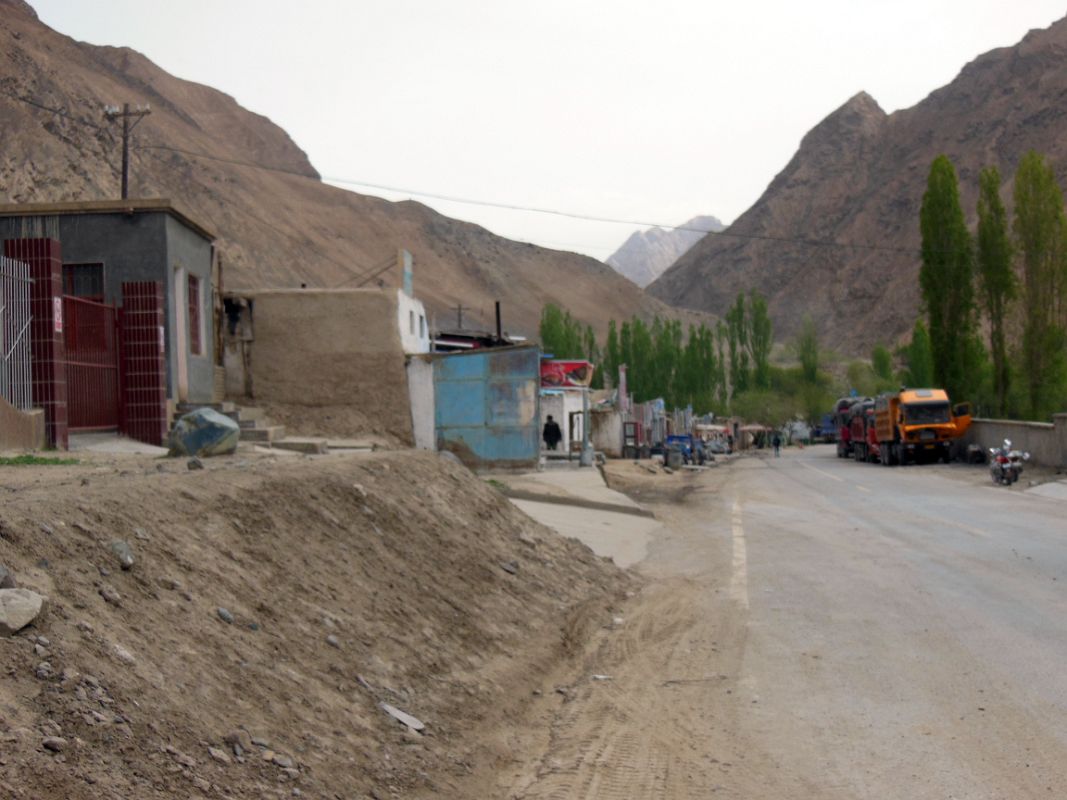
772 430 782 457
543 415 562 451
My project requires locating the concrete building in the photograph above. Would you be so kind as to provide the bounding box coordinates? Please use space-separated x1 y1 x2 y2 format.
0 199 216 447
0 199 217 403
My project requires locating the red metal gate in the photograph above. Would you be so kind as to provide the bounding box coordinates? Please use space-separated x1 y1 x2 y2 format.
63 296 120 431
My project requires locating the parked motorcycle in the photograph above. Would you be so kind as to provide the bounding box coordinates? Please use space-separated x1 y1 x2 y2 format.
989 439 1030 485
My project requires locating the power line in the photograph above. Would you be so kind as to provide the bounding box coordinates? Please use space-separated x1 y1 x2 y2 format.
3 88 925 257
139 142 920 255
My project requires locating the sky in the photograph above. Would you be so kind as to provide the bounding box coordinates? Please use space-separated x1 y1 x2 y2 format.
29 0 1067 262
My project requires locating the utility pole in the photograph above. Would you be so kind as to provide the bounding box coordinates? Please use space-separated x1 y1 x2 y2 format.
103 103 151 199
455 304 469 329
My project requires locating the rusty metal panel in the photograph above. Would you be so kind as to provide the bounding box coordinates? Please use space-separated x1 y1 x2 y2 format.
434 345 540 471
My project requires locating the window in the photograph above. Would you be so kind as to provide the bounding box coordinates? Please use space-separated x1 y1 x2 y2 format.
188 275 202 355
419 315 426 338
63 263 104 302
409 310 415 335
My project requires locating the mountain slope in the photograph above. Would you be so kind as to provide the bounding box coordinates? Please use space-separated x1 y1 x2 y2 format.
0 0 678 337
606 215 724 288
649 17 1067 352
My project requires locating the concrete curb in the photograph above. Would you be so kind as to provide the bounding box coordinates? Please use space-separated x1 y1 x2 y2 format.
498 488 656 519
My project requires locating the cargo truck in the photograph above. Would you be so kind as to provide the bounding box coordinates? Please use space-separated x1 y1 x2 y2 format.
872 388 971 466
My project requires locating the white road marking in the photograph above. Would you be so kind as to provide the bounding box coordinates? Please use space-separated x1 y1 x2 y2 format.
730 498 749 610
855 485 871 493
798 460 845 483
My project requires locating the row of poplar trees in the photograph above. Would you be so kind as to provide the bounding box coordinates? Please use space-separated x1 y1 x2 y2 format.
538 294 773 415
920 151 1067 420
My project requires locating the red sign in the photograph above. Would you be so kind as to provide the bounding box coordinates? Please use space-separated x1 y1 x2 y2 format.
540 359 595 388
53 296 63 333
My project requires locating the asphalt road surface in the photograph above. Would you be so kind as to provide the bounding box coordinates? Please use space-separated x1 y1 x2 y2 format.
501 446 1067 800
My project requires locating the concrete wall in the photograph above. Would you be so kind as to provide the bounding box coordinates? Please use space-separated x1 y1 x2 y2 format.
592 409 624 458
164 215 215 403
396 290 431 354
407 355 435 450
0 396 45 451
958 415 1067 468
247 289 414 444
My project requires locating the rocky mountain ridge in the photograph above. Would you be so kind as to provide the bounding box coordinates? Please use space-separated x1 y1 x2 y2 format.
0 0 684 338
649 17 1067 352
606 215 724 288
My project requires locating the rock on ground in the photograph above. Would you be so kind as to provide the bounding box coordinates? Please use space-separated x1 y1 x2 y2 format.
0 588 46 635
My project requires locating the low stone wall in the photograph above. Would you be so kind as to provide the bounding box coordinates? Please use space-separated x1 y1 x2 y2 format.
0 397 45 451
958 414 1067 468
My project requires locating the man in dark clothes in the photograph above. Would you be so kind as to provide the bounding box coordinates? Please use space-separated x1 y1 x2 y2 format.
543 415 563 451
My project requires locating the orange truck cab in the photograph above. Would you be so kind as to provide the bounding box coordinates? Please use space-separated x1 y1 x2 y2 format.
873 388 972 466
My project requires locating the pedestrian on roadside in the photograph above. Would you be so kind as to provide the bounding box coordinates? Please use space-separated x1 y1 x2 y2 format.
772 430 782 457
543 415 562 451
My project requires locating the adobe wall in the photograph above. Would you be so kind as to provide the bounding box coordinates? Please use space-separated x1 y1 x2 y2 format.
246 289 414 444
0 396 45 451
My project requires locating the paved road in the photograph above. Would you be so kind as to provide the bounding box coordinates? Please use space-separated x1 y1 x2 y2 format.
502 446 1067 799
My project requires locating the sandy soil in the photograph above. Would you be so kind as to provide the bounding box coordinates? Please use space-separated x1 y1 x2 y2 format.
0 448 633 798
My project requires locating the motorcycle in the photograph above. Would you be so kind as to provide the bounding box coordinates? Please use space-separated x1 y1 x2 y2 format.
989 439 1030 485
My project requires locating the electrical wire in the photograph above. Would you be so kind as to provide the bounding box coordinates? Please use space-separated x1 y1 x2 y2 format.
4 87 926 256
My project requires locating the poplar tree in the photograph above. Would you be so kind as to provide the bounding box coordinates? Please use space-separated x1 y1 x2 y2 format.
899 320 935 388
725 294 749 394
747 291 773 389
975 166 1015 416
796 315 819 384
1013 150 1067 419
919 155 981 400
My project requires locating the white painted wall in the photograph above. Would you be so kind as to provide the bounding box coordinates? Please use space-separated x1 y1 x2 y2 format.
541 389 586 451
407 356 435 450
397 290 430 354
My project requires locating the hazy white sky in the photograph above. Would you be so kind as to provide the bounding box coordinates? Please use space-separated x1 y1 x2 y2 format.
29 1 1067 261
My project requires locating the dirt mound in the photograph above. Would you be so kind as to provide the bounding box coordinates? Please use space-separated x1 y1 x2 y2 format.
0 450 632 798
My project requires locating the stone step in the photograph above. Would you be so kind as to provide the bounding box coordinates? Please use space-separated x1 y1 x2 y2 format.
325 439 375 451
272 437 329 455
176 401 236 414
240 425 286 444
235 406 265 423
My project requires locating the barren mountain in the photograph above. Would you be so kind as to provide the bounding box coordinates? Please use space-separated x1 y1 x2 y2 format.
649 17 1067 353
606 215 724 288
0 0 678 338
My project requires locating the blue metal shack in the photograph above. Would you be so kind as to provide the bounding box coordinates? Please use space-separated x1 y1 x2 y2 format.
434 345 540 472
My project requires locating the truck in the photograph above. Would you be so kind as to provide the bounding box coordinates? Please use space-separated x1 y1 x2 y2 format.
847 399 881 463
834 396 869 458
872 388 972 466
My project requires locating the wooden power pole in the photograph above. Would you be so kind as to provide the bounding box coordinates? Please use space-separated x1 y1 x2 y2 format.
104 103 151 199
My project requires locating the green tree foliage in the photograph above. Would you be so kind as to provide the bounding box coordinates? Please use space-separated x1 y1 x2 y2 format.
975 166 1016 416
539 304 583 359
747 291 773 389
796 316 820 384
871 344 893 383
898 319 935 388
603 320 620 388
1012 151 1067 420
920 155 982 401
725 294 749 394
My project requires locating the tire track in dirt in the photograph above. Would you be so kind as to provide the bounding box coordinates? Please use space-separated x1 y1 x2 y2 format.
503 462 795 799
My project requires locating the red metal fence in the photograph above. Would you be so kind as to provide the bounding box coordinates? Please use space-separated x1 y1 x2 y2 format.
120 282 167 446
63 296 120 431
